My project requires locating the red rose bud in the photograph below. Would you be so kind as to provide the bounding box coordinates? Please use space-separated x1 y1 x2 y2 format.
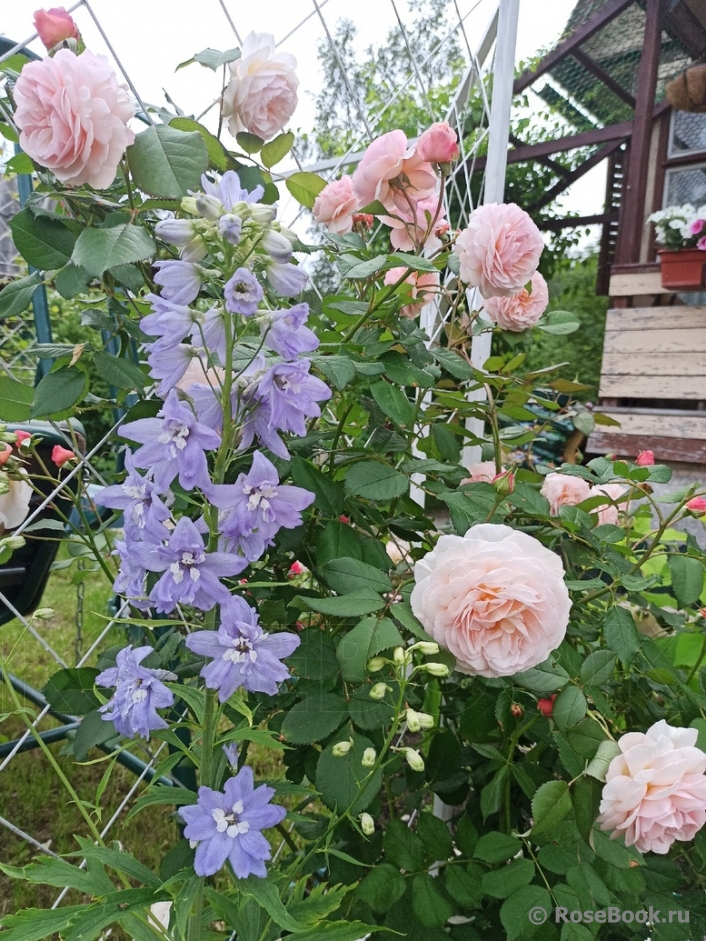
435 221 450 237
288 560 305 577
537 694 557 716
339 515 350 524
14 430 32 447
686 496 706 516
510 703 523 718
296 620 305 631
352 213 373 227
416 121 460 164
492 470 515 496
33 7 80 50
0 444 12 466
636 450 655 466
51 444 75 467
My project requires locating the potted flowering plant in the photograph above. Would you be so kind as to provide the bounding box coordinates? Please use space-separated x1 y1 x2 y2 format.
3 7 706 941
648 203 706 290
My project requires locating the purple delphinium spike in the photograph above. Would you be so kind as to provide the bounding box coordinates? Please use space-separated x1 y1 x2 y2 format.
265 261 308 296
224 268 264 316
223 742 239 770
96 645 175 740
132 517 247 614
179 766 285 877
94 453 171 541
185 595 300 700
255 360 331 437
147 341 198 397
207 451 314 561
120 389 221 494
218 214 242 245
260 304 318 361
113 538 151 610
201 170 264 208
153 260 202 305
155 218 207 261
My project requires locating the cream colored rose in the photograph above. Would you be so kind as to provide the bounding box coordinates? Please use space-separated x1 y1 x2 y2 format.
0 472 32 531
461 461 498 485
410 524 571 677
598 720 706 854
540 472 592 516
223 33 298 141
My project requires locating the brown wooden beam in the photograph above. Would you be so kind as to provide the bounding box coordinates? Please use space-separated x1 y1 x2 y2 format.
509 133 570 178
615 0 664 264
571 48 636 108
529 139 626 212
587 432 706 463
539 211 619 231
513 0 635 95
471 121 634 170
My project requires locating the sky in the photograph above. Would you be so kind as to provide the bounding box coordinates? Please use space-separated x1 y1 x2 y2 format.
1 0 606 239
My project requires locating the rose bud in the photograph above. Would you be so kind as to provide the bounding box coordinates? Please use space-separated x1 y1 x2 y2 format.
338 514 350 524
14 430 32 447
537 694 557 716
416 121 460 165
51 444 75 467
33 7 80 52
686 496 706 516
0 444 12 466
511 703 524 718
636 450 655 466
492 469 515 496
352 213 374 227
288 560 306 577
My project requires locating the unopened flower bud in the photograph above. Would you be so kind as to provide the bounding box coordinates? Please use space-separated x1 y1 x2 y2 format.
415 711 435 730
14 430 32 447
33 607 55 620
250 203 277 224
406 708 422 732
537 694 557 717
369 682 389 701
492 469 515 496
393 646 407 666
636 450 655 467
410 641 440 656
400 747 425 772
359 812 375 835
194 193 223 221
511 703 524 718
686 496 706 516
262 230 293 264
332 739 353 757
353 213 374 227
218 213 242 245
422 662 450 677
362 747 376 767
366 657 386 673
1 535 26 551
51 445 75 468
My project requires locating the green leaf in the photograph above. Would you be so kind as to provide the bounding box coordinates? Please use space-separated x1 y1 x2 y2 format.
0 376 33 420
93 351 146 390
299 589 385 617
431 348 475 379
552 686 587 732
55 263 91 299
566 863 611 908
277 923 389 941
317 522 363 566
572 774 603 844
236 132 265 154
125 784 197 821
538 310 581 335
356 863 406 913
42 668 100 715
287 883 352 927
473 831 521 864
127 124 208 198
344 462 408 501
239 875 306 934
170 116 229 171
324 558 392 595
316 732 382 813
480 765 509 819
390 599 434 642
411 873 453 928
76 844 161 889
584 739 621 782
63 887 161 941
370 382 416 427
514 658 570 693
384 818 426 871
73 709 118 761
31 366 89 419
346 686 394 729
286 171 327 208
261 131 295 168
345 255 389 279
287 629 339 681
313 354 357 391
417 811 453 861
0 906 86 941
579 650 616 687
291 457 344 517
500 885 552 939
481 857 535 899
281 693 348 744
444 864 483 910
9 208 76 270
336 615 402 682
73 224 155 278
668 554 704 608
177 46 241 70
0 271 42 320
531 780 572 835
604 606 642 664
0 857 101 894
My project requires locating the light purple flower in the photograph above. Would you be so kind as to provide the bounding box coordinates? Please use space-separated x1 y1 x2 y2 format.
96 645 175 740
261 230 293 264
147 340 197 396
225 267 264 316
113 538 151 609
223 742 239 769
255 360 331 437
134 517 247 614
155 218 207 261
201 170 264 209
265 261 308 296
185 595 300 699
179 766 285 877
218 214 242 245
120 389 221 493
207 450 314 560
140 294 197 346
260 303 318 360
153 260 202 305
94 452 170 540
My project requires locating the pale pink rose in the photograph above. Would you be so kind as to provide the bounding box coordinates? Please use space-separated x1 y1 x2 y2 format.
33 7 79 50
483 271 549 332
223 32 298 141
416 122 459 164
176 359 222 392
593 483 626 526
540 472 592 515
686 496 706 515
14 49 134 189
636 450 655 466
411 523 571 678
383 267 440 318
0 472 32 531
312 176 359 235
455 203 544 298
461 461 498 485
352 130 436 213
386 538 412 565
599 720 706 854
381 194 446 252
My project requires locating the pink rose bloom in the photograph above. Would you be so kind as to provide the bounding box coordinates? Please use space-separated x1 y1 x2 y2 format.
176 359 222 393
483 271 549 332
352 130 436 213
0 472 32 531
461 461 498 484
51 444 75 467
540 472 592 516
223 32 298 141
593 483 626 526
455 203 544 298
33 7 79 50
312 176 359 235
687 496 706 515
416 121 459 164
599 720 706 854
636 450 655 466
383 267 440 318
381 194 446 252
410 523 571 678
14 49 134 189
690 219 705 236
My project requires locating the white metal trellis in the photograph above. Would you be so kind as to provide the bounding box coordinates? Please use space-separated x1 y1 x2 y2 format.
0 0 518 900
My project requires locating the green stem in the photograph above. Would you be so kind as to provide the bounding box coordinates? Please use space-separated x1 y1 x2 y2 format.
686 635 706 686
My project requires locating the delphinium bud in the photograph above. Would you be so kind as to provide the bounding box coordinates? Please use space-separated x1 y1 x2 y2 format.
369 682 390 701
332 739 353 757
362 747 376 767
359 812 375 835
366 656 386 673
399 747 425 772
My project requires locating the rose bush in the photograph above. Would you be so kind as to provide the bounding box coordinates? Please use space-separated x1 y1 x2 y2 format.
2 15 706 941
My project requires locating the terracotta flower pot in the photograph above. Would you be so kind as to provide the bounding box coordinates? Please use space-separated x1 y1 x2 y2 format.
658 248 706 290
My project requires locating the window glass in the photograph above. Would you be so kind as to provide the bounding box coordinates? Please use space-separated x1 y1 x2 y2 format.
669 111 706 156
664 163 706 207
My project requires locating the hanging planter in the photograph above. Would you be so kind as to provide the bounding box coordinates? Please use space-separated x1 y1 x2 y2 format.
666 63 706 113
658 248 706 290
